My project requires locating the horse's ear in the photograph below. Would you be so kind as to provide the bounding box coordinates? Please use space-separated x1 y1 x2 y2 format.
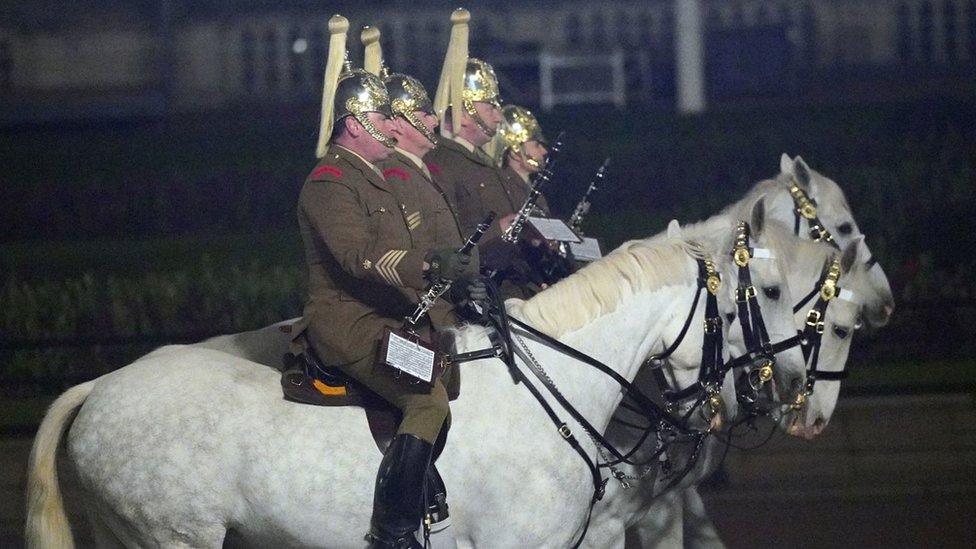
750 196 766 237
794 156 813 190
780 153 793 175
667 219 682 239
840 236 864 274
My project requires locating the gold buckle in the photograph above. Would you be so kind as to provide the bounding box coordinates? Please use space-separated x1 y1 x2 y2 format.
736 286 756 302
758 360 774 383
820 280 837 301
706 274 721 295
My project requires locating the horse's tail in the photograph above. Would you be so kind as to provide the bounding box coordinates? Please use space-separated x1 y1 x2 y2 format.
25 380 95 549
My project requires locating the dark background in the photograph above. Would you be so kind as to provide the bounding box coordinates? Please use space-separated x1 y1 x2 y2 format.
1 1 975 546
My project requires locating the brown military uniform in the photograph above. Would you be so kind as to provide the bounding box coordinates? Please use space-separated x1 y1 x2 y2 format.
380 149 468 331
293 145 451 444
425 137 521 243
498 164 550 216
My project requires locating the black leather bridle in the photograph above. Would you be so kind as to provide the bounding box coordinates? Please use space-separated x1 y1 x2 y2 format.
790 180 839 248
791 257 855 395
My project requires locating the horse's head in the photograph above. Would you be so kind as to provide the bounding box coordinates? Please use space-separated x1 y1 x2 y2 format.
788 237 870 439
722 198 808 408
776 154 895 328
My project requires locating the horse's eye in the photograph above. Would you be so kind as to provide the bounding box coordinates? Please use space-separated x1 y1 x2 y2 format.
854 318 864 331
833 326 850 339
837 222 853 235
763 286 781 300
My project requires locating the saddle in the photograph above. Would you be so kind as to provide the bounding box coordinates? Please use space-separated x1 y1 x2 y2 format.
280 332 451 535
280 332 459 453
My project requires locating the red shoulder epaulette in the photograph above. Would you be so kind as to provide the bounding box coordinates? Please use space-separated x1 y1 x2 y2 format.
311 165 343 180
383 167 410 181
425 162 442 175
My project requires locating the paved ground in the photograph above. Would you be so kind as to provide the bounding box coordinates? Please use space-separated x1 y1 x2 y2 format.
4 393 975 548
701 393 976 548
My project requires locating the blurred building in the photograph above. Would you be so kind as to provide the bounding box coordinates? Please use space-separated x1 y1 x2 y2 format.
1 0 974 123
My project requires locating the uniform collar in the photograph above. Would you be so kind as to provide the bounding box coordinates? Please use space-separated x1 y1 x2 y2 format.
442 136 495 167
450 135 477 153
332 144 386 181
395 147 431 180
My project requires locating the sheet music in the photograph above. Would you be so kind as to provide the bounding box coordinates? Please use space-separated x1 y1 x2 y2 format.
570 237 602 261
527 217 583 242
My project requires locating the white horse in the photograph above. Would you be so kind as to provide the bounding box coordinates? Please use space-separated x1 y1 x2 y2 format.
589 201 877 548
26 205 805 549
616 231 873 549
729 154 894 328
581 210 858 547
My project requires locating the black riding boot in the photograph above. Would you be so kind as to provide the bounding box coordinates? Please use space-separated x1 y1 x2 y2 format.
368 434 433 549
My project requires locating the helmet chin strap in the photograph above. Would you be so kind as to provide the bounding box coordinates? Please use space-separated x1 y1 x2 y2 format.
399 108 439 145
463 98 496 138
351 110 397 148
520 150 541 170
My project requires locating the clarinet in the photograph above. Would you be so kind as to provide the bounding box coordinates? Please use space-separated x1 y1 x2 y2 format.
569 157 609 236
406 211 496 327
500 132 565 244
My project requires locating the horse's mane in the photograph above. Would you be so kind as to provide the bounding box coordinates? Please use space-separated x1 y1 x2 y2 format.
513 238 698 338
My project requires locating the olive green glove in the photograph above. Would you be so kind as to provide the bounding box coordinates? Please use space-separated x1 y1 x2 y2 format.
426 248 479 281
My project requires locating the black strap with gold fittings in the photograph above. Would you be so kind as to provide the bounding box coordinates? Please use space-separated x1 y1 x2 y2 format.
789 181 840 249
646 258 725 413
799 258 850 394
722 221 808 410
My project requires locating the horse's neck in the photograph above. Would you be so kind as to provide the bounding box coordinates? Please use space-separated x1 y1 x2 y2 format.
515 280 699 436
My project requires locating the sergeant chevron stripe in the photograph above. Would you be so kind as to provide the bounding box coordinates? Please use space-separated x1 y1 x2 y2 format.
406 211 422 230
376 249 407 286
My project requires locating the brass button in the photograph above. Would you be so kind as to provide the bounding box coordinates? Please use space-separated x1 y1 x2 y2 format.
378 207 386 213
362 259 372 269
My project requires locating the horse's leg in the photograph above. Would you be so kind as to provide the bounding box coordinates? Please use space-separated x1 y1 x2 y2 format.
682 487 724 549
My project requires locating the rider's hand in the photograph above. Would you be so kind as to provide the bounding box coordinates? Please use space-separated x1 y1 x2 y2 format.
426 248 478 281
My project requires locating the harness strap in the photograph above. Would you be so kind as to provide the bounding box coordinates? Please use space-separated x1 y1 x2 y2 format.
481 279 605 549
792 286 820 314
508 316 687 432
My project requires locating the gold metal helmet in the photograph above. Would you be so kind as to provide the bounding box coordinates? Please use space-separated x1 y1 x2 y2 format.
434 9 502 138
488 105 546 168
315 15 395 158
461 58 501 108
361 26 438 145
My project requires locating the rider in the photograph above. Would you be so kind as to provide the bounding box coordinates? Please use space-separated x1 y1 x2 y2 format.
291 15 478 548
490 105 577 289
493 104 551 216
424 9 540 296
364 25 486 332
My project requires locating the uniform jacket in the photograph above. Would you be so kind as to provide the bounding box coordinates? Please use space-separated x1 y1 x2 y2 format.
379 149 468 330
294 145 431 366
424 137 521 243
